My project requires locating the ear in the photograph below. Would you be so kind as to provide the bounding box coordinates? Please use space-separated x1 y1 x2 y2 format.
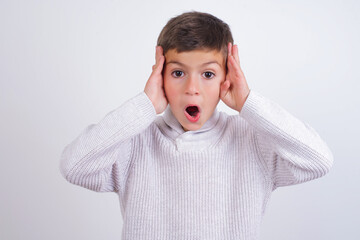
220 80 230 99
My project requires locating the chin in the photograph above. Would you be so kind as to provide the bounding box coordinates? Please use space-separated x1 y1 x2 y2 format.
182 123 203 132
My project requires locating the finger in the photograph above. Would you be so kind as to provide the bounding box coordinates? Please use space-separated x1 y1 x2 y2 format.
158 45 163 56
155 46 160 65
154 55 165 74
227 43 233 69
228 55 243 77
228 42 232 57
227 55 238 71
233 44 240 65
159 46 165 68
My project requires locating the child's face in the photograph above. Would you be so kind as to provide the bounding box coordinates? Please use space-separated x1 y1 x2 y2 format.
163 48 226 132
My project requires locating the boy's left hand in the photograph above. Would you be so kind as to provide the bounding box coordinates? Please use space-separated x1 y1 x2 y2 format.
220 42 250 113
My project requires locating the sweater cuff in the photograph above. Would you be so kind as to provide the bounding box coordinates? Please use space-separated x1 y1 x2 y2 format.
238 89 290 136
238 89 259 118
95 91 157 141
132 91 157 121
118 91 157 134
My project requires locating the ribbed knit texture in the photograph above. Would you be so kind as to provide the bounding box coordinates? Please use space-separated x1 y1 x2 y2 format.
59 89 334 240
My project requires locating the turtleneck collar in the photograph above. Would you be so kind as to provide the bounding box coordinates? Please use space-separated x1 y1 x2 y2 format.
156 105 225 151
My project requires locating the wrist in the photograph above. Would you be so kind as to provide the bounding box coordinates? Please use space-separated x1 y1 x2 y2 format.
237 89 251 112
143 90 156 110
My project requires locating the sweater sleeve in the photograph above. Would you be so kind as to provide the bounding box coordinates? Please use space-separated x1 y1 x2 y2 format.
239 89 334 190
59 91 157 193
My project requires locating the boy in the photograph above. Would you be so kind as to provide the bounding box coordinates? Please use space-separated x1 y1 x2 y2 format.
60 11 334 240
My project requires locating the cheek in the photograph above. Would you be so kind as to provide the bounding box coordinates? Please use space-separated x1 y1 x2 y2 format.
204 81 221 96
164 79 178 103
203 84 221 107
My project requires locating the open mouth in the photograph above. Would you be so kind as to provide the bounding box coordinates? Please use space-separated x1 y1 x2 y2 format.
184 105 201 122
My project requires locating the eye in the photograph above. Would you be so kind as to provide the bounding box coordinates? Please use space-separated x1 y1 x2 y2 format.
171 70 184 78
203 71 215 79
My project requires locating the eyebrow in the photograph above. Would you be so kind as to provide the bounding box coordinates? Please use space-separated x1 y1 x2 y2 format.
166 61 221 67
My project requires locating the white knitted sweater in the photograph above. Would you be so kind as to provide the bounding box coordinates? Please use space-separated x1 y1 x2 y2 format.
59 89 334 240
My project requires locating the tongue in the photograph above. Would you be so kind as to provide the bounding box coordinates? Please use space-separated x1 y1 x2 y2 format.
186 106 198 117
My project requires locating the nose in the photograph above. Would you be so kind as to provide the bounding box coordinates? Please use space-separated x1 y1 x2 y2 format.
185 75 199 96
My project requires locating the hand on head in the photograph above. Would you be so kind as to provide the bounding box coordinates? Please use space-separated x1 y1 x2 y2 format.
144 43 250 115
220 42 250 113
144 46 168 114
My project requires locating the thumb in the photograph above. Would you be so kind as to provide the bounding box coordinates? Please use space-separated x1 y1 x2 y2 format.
220 80 230 99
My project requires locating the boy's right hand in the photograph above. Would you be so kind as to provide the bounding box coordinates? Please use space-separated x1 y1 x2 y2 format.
144 46 168 114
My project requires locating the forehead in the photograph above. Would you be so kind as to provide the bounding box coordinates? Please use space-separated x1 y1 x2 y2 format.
165 48 226 68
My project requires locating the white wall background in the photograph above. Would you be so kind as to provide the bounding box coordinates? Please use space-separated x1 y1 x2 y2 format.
1 0 359 239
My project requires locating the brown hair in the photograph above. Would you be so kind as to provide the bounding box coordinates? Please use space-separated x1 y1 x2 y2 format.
157 11 234 60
